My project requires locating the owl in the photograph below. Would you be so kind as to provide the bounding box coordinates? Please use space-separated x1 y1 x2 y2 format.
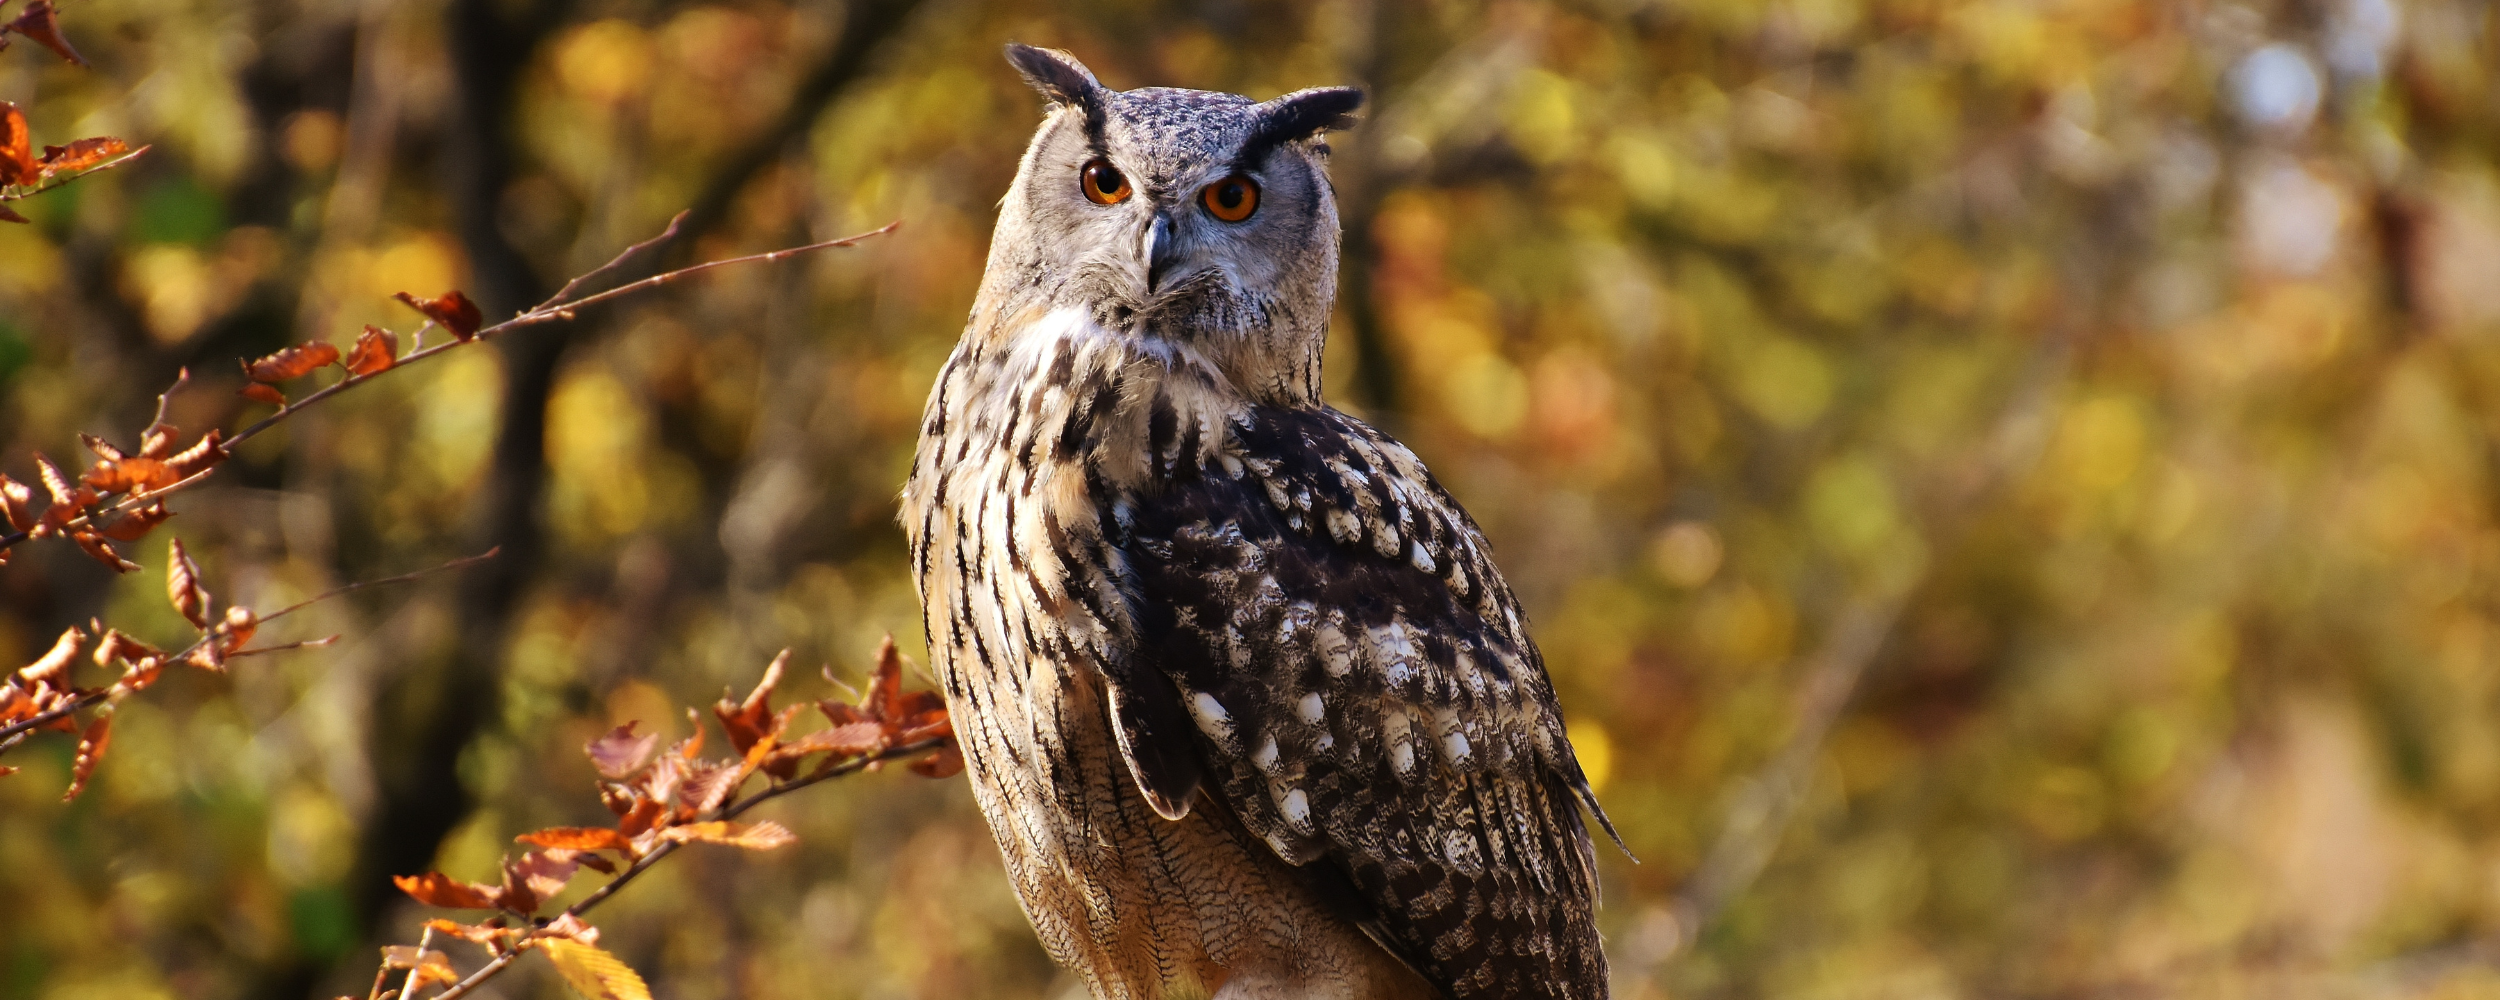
901 44 1618 1000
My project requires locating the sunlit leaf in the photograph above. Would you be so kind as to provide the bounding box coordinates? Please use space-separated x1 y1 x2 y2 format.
539 938 651 1000
62 713 109 801
242 341 341 383
517 827 635 852
237 383 285 407
656 820 795 850
18 626 82 691
71 529 139 573
392 872 502 910
0 474 33 532
36 137 127 178
165 538 210 629
0 102 31 186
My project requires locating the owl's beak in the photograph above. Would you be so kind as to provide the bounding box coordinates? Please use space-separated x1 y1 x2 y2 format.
1142 211 1180 295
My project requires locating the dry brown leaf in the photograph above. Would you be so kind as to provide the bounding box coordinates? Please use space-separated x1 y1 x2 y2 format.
656 820 795 850
19 626 82 690
0 102 31 186
70 529 139 572
92 629 165 668
516 827 634 853
542 912 600 944
392 872 502 910
0 474 33 532
237 382 285 407
394 290 484 340
785 720 886 758
4 1 84 66
166 538 210 629
539 937 651 1000
678 758 744 814
99 501 173 541
422 918 517 945
378 945 457 988
79 433 125 464
243 341 341 383
138 423 176 461
508 850 578 904
62 713 110 802
37 137 127 178
159 429 227 483
81 457 167 494
909 745 966 779
218 605 259 653
584 722 659 779
345 325 398 376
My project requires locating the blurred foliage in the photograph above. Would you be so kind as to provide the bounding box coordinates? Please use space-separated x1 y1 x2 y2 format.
3 0 2499 997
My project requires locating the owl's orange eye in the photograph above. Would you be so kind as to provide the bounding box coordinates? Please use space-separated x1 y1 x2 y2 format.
1201 175 1259 222
1081 159 1131 205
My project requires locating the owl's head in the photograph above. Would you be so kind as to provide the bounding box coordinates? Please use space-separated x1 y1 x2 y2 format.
980 44 1362 403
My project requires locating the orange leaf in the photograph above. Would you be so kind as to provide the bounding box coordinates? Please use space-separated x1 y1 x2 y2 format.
584 721 658 779
394 290 484 340
92 629 165 668
81 457 166 495
4 1 84 66
344 325 398 376
79 433 125 464
785 720 886 758
657 820 795 850
138 423 177 461
423 918 518 944
18 626 83 691
98 501 173 541
243 341 340 383
166 537 211 629
237 382 285 407
158 429 227 484
378 946 459 987
72 529 140 573
62 714 110 801
37 137 127 178
217 605 259 653
33 452 79 509
0 474 32 532
516 827 634 852
392 872 502 910
0 102 31 187
908 745 966 779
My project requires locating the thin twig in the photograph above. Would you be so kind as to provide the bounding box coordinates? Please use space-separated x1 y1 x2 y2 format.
397 922 439 1000
538 210 689 310
0 221 897 553
262 547 500 622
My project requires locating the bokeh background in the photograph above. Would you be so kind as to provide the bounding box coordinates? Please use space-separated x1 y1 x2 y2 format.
4 0 2499 996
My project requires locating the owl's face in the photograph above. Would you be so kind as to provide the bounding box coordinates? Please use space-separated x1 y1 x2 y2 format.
978 46 1362 400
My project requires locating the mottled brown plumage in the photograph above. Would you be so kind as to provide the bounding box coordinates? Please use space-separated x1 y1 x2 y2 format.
900 44 1613 1000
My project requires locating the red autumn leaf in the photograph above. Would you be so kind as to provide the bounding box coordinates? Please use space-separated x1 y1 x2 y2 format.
344 325 397 376
614 797 665 838
166 537 211 629
242 341 341 383
0 102 31 187
516 827 635 853
584 722 659 779
72 528 140 572
237 382 285 406
81 457 167 494
4 1 84 66
37 136 126 178
678 758 744 815
392 872 502 910
785 720 886 758
715 650 790 758
393 290 484 340
862 635 906 721
18 626 83 691
159 429 227 483
62 713 110 802
92 629 166 669
657 820 795 850
0 474 32 532
99 501 173 541
909 745 966 779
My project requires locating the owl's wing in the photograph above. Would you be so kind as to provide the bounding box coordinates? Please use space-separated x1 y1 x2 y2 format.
1106 404 1615 1000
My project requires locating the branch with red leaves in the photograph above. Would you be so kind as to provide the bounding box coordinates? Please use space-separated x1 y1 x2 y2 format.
360 638 958 1000
0 544 497 795
0 211 898 562
0 2 151 223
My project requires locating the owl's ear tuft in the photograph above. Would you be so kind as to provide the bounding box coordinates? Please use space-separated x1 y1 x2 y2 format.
1248 87 1365 151
1004 44 1103 108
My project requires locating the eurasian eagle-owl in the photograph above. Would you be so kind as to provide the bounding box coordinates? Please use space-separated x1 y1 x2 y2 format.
901 43 1617 1000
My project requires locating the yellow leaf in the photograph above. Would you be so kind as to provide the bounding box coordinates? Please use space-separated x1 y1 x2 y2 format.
540 937 651 1000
